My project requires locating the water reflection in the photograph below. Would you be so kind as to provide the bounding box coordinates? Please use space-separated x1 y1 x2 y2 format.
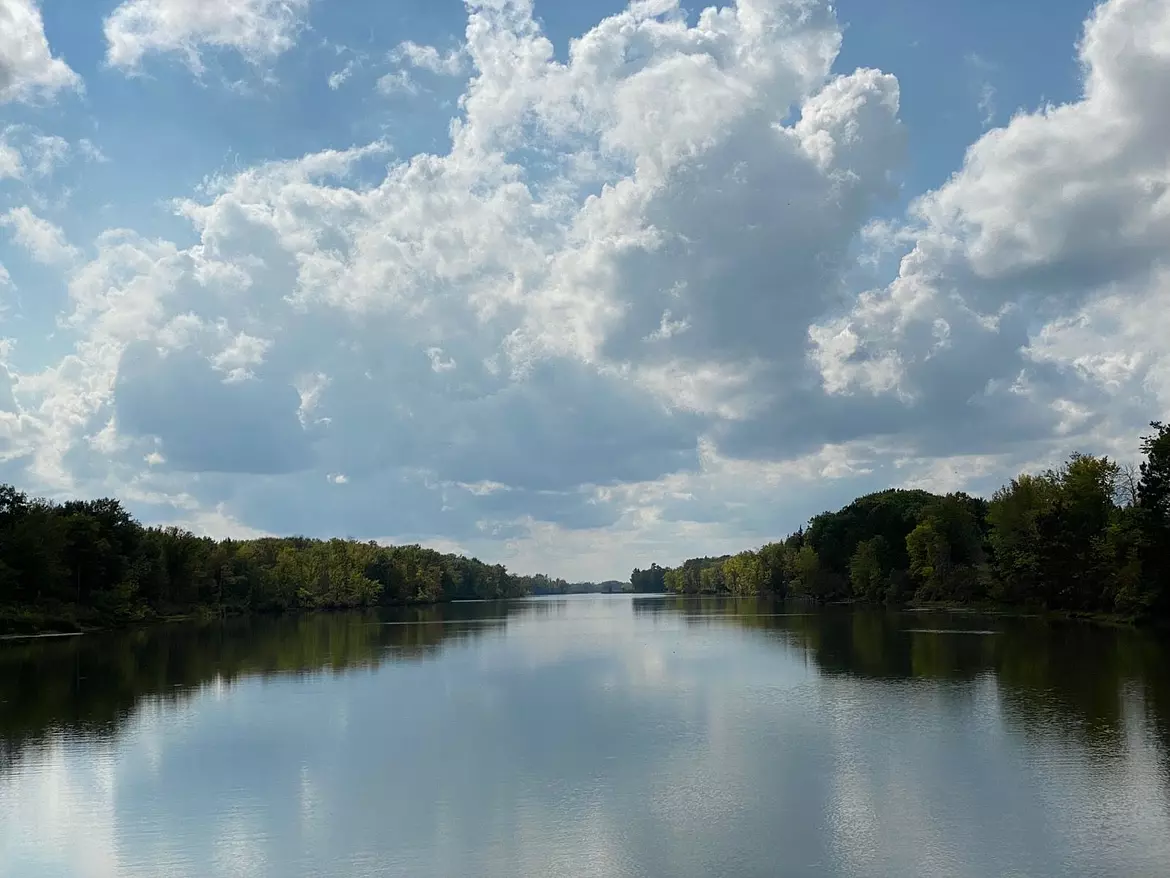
634 596 1170 756
2 596 1168 878
4 596 1169 775
0 602 521 763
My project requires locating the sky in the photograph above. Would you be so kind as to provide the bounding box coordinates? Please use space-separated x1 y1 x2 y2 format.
0 0 1167 582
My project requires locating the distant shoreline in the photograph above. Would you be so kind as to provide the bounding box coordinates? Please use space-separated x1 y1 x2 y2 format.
4 593 1154 639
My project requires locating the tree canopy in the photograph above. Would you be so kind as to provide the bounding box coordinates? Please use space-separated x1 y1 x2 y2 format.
0 493 538 633
632 423 1170 624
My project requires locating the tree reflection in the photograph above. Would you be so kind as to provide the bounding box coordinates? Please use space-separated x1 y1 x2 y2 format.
5 597 1168 795
635 595 1170 760
0 601 533 766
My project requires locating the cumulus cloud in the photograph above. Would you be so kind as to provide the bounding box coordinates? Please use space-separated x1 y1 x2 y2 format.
104 0 312 72
1 207 78 265
4 0 1169 577
0 0 81 104
210 330 272 383
115 343 312 475
18 0 859 530
809 0 1170 463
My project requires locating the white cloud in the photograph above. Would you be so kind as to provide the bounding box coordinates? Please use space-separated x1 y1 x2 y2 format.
6 0 1170 578
104 0 312 73
0 140 20 179
78 139 109 164
0 261 10 321
180 503 274 540
327 59 358 90
21 131 68 177
295 372 330 427
210 330 272 382
966 53 997 126
0 126 74 180
810 0 1170 458
977 82 996 127
375 70 418 96
1025 269 1170 439
0 0 82 104
0 0 907 569
392 40 466 76
1 206 78 265
457 480 510 496
644 309 690 342
426 347 456 373
631 360 767 421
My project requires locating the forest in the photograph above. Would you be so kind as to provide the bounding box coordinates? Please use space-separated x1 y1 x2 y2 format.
0 475 638 633
632 423 1170 625
5 422 1168 633
0 491 543 633
510 574 630 595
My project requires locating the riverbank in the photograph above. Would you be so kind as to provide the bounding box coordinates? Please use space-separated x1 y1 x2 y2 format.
5 594 1160 639
1 606 90 637
0 605 212 638
0 601 402 638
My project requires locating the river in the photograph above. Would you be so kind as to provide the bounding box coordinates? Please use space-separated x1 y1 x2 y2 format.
2 595 1169 877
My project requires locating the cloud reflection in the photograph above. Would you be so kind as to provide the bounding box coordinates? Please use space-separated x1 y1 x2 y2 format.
1 597 1168 877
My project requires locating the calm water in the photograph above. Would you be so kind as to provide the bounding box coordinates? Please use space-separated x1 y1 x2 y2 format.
2 596 1169 878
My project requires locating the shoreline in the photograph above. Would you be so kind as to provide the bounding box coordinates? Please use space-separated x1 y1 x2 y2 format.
3 594 1158 639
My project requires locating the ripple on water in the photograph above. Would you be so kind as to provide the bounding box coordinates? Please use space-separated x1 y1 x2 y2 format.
903 628 1001 635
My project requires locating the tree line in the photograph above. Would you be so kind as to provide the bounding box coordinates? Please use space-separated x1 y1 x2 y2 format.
509 574 630 595
632 423 1170 624
0 489 537 633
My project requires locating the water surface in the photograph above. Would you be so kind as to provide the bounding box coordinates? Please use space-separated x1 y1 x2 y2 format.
2 595 1169 877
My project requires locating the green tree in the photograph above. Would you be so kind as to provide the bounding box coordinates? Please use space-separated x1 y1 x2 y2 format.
722 551 764 595
663 567 686 594
906 495 986 603
987 473 1058 605
1137 422 1170 616
699 565 723 594
791 545 841 601
757 542 790 597
806 490 938 580
630 564 667 593
849 537 887 603
1139 422 1170 520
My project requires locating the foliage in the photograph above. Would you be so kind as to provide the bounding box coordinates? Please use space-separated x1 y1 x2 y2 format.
512 574 628 594
906 494 987 603
805 490 939 580
0 491 535 632
849 537 887 603
630 564 667 593
633 424 1170 624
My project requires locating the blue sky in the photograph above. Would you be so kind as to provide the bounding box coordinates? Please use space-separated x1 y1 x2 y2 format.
1 0 1167 580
